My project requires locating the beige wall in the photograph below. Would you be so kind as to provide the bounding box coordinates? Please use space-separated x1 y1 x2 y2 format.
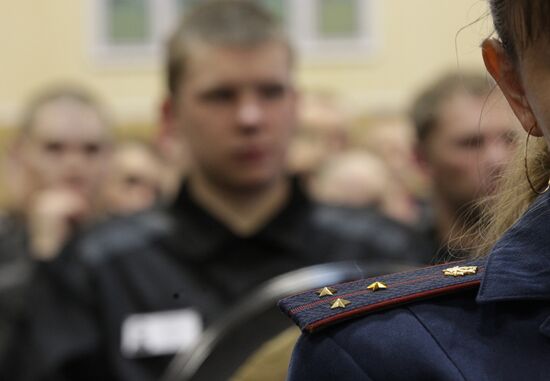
0 0 491 128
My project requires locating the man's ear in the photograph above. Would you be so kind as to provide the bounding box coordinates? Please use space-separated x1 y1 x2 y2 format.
482 39 541 136
414 142 433 178
160 97 175 131
157 97 180 152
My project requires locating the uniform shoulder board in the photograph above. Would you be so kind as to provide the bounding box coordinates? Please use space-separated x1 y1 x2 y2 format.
278 259 485 333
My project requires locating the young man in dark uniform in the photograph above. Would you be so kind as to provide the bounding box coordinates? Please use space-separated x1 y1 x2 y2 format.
0 86 112 371
411 72 522 261
5 2 429 380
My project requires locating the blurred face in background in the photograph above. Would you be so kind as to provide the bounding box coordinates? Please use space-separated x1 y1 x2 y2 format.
101 142 162 216
359 117 415 176
16 98 112 203
168 40 297 192
354 114 428 197
287 94 349 176
421 90 521 209
312 151 391 208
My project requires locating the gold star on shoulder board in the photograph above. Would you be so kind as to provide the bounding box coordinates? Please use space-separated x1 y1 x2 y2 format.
442 266 478 277
317 287 336 297
330 298 351 309
367 281 387 291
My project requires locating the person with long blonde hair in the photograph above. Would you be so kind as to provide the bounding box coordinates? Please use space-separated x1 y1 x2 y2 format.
280 1 550 379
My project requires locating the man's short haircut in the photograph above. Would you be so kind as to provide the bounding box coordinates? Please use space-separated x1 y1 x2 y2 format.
165 0 293 96
410 71 494 143
17 84 110 142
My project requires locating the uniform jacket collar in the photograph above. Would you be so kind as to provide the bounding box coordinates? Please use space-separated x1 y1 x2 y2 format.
166 177 312 260
477 190 550 303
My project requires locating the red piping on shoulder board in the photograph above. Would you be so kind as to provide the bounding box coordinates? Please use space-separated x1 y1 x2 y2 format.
305 279 481 333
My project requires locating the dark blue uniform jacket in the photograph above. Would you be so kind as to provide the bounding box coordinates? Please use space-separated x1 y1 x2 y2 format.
279 192 550 380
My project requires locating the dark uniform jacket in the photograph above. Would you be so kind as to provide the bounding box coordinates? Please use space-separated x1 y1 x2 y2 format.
280 191 550 380
0 215 34 368
6 180 430 381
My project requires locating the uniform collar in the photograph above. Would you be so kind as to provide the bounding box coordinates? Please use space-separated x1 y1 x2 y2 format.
477 191 550 303
165 177 312 260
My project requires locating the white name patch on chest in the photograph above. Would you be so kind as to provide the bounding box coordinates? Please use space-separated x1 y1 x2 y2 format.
121 308 203 358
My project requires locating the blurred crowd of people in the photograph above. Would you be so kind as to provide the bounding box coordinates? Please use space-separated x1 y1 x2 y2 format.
0 1 524 380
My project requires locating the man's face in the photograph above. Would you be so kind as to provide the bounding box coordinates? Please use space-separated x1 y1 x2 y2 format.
171 40 297 191
422 91 522 209
19 99 111 201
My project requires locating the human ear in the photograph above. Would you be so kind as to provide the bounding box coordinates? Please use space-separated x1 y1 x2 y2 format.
159 97 176 136
413 142 432 176
157 97 183 152
482 39 541 136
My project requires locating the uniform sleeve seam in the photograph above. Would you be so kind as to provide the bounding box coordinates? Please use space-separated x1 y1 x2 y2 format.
405 306 467 381
326 334 375 380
